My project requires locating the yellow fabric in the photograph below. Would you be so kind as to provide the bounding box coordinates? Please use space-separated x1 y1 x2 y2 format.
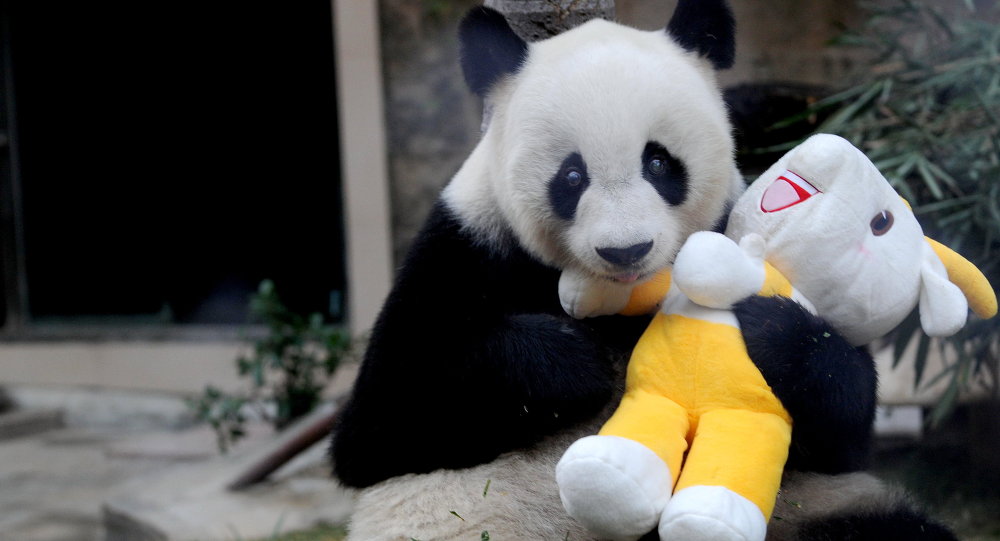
925 237 998 319
621 269 673 315
600 312 791 520
675 409 790 519
760 262 793 298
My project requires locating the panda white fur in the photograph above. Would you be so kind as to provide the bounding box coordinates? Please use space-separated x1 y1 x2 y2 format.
331 3 958 540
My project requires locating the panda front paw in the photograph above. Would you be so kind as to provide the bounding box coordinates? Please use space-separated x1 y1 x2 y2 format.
559 268 633 318
556 435 672 541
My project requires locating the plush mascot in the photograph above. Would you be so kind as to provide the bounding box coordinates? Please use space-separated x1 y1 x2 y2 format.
556 134 997 541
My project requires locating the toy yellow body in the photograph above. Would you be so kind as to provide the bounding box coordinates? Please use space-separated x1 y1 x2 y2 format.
604 312 788 518
607 265 795 521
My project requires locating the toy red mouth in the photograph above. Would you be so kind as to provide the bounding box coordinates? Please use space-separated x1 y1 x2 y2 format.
760 170 820 213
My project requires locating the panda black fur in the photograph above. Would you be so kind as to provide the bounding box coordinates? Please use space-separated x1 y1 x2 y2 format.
333 0 742 491
331 3 957 540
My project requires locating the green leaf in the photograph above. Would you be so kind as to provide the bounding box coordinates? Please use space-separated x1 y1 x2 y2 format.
912 333 931 389
915 157 945 200
892 310 921 369
928 369 961 427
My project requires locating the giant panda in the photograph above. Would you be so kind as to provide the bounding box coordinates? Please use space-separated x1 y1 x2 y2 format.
331 2 958 540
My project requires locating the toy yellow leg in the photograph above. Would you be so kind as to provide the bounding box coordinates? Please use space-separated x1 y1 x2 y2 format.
559 387 686 539
598 388 690 485
674 408 791 519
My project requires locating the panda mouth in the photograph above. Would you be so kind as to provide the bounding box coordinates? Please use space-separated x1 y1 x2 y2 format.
612 272 642 283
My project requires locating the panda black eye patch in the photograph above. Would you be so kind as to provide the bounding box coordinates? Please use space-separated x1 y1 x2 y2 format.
642 141 688 206
549 152 590 220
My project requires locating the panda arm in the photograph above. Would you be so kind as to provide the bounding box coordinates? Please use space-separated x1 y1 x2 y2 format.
331 202 619 488
733 295 877 474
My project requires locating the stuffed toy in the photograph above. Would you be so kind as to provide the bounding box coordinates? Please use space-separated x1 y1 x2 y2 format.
556 133 997 541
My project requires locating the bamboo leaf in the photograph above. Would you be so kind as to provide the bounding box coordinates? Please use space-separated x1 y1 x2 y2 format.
892 311 921 369
913 333 931 389
915 157 945 199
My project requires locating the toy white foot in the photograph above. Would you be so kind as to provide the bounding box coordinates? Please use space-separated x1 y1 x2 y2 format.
658 486 766 541
556 435 672 540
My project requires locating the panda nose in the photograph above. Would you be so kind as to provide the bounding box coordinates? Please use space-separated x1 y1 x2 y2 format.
596 241 653 267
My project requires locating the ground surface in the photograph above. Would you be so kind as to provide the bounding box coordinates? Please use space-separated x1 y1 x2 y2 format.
0 426 177 541
872 404 1000 541
1 403 997 541
0 419 350 541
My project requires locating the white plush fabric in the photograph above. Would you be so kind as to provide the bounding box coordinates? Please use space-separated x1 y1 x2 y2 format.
726 134 969 345
672 231 767 310
557 435 673 540
659 485 767 541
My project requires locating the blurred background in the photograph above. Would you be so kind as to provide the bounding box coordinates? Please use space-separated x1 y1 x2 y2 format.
0 1 998 540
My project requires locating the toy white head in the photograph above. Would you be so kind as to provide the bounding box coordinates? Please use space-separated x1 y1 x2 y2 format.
727 134 996 346
444 2 744 285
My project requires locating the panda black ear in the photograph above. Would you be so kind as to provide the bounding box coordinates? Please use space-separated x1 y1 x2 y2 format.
666 0 735 70
459 7 529 98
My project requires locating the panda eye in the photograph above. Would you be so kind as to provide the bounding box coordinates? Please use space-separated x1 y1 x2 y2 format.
641 141 688 206
549 152 589 221
870 210 894 236
647 156 667 176
565 167 584 187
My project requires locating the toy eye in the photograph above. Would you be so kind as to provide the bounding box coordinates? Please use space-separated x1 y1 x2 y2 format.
647 156 667 176
870 210 894 236
565 168 583 187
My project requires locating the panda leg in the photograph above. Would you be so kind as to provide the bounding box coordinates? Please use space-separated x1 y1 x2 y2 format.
795 507 959 541
766 471 959 541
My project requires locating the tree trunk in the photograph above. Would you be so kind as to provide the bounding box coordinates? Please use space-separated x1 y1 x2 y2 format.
484 0 616 41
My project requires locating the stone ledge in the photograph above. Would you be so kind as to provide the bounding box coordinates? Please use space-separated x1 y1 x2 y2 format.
102 403 355 541
0 408 64 441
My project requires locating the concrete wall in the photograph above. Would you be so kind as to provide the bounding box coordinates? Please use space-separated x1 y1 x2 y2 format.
619 0 866 88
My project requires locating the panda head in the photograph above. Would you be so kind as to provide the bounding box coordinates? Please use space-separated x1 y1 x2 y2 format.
445 2 743 285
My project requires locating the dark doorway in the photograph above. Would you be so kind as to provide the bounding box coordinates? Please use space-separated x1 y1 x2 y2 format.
2 1 346 327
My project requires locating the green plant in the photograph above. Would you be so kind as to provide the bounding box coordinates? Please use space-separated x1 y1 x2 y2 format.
188 280 351 452
767 0 1000 423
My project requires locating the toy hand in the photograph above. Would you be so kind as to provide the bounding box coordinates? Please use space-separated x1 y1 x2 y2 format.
559 268 633 319
674 231 766 309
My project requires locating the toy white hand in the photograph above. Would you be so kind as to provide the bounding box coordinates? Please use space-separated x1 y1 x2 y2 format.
738 233 766 261
559 268 632 319
673 231 766 309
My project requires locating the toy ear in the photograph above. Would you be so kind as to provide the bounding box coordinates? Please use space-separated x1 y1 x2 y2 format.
459 7 529 98
918 243 971 337
666 0 735 70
